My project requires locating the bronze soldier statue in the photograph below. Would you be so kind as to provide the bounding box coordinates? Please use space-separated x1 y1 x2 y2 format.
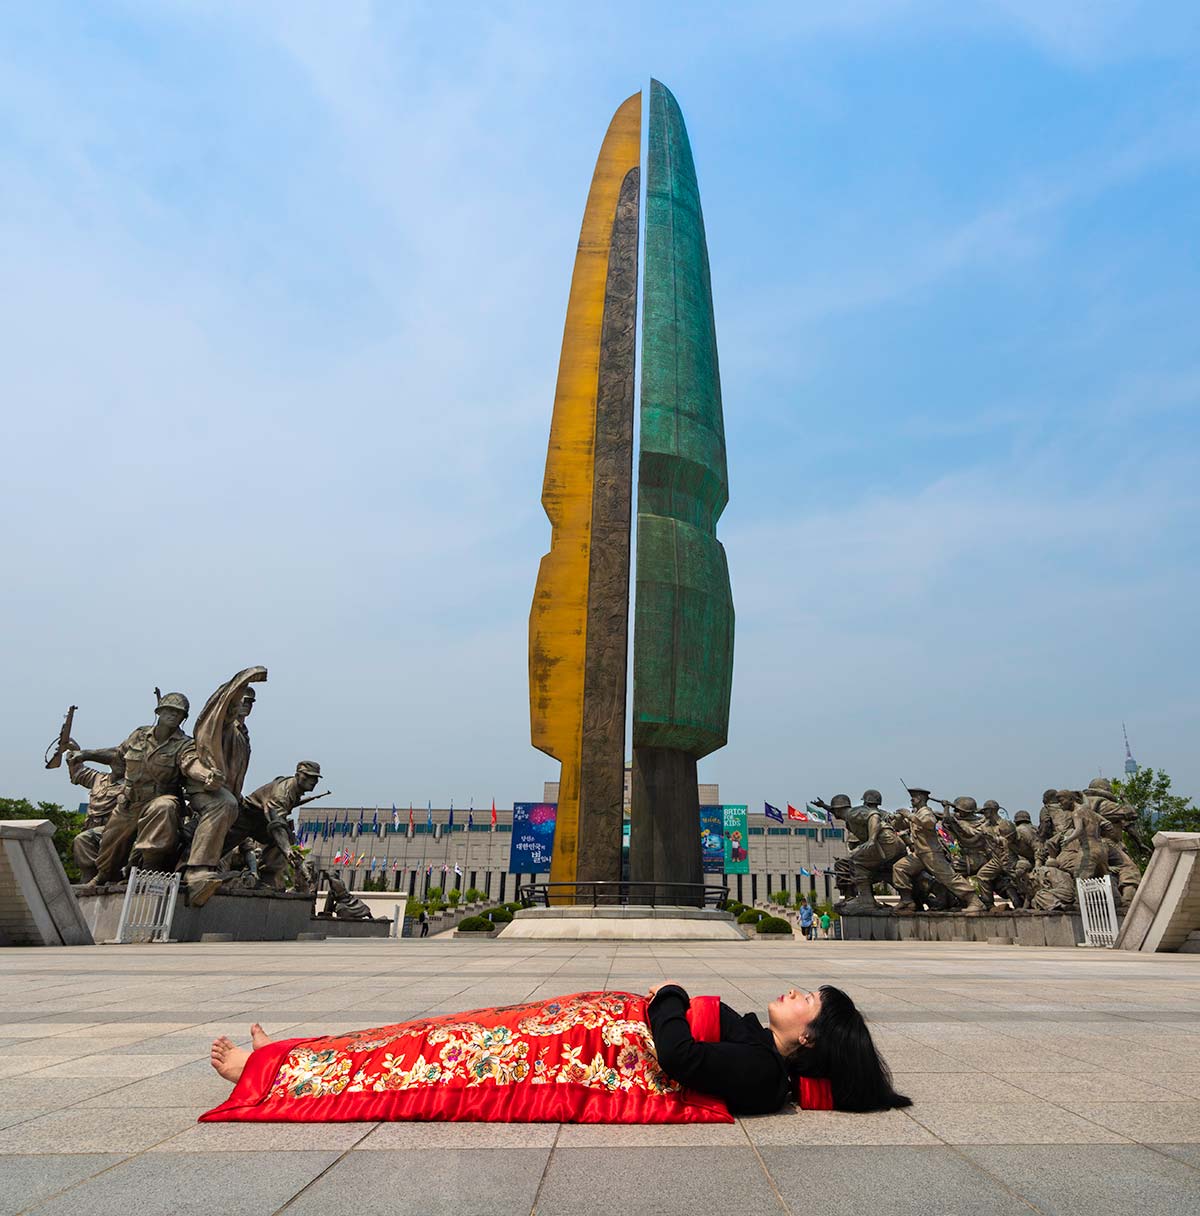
816 790 906 915
938 796 991 879
974 816 1020 909
1037 788 1070 863
892 787 985 914
1081 778 1143 906
65 749 124 883
234 760 323 892
1011 810 1038 906
1029 863 1076 911
1049 789 1108 881
319 872 374 920
71 692 192 887
169 667 267 905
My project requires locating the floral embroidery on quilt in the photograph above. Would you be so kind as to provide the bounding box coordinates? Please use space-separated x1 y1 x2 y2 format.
266 992 680 1101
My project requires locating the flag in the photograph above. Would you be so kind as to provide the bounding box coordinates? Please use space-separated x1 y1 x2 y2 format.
426 865 432 877
332 849 342 864
371 808 379 836
392 804 400 831
370 856 377 872
454 864 462 877
441 863 448 874
468 810 474 830
409 803 415 833
806 803 829 823
448 802 454 832
800 866 812 876
426 801 433 831
787 804 809 821
322 815 330 840
764 802 785 823
491 798 497 830
355 808 364 837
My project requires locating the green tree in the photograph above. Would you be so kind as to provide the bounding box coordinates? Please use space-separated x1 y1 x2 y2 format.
0 796 85 882
1112 768 1200 865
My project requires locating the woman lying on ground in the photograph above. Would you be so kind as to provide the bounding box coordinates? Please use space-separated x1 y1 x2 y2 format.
203 983 910 1124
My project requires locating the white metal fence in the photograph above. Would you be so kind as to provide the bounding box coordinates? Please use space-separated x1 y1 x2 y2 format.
114 867 181 943
1077 874 1119 948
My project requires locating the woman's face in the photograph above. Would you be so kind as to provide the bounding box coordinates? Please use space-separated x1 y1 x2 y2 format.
768 987 823 1046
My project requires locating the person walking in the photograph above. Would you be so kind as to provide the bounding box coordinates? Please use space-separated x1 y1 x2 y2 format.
820 911 831 940
419 908 429 938
798 899 814 941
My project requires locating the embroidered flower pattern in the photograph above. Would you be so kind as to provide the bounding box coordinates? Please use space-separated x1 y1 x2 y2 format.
267 992 679 1101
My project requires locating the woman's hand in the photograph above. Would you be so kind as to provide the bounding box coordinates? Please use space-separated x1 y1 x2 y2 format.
646 981 680 1001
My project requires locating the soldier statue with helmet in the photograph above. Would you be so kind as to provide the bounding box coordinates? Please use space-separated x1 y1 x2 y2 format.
69 690 193 888
812 789 907 915
891 786 985 914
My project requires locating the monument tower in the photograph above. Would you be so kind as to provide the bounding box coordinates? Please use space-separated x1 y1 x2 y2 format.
530 82 734 899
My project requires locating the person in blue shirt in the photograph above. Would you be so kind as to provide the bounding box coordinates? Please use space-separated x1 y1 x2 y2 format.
798 899 814 940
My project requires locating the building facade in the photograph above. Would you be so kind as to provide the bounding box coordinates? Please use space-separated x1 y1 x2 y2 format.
297 783 850 905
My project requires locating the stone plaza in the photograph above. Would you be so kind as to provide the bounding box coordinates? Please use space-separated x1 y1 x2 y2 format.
1 937 1198 1215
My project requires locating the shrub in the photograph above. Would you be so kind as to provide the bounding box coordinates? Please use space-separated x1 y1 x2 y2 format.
757 916 793 935
464 887 485 902
737 909 764 925
770 890 791 907
503 901 523 914
448 889 461 906
488 907 514 924
426 886 444 902
406 901 425 918
724 900 746 916
457 915 494 932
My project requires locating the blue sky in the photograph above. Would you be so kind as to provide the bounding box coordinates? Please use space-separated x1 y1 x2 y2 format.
3 1 1198 815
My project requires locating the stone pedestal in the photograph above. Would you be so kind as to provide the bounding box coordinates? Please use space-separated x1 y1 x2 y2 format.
1 820 93 946
841 910 1098 947
76 885 319 943
497 905 743 941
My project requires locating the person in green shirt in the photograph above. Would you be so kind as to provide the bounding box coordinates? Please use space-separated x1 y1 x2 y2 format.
820 912 832 939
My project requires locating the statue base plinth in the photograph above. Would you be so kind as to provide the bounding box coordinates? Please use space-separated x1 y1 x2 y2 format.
840 910 1118 947
496 906 744 941
75 885 390 943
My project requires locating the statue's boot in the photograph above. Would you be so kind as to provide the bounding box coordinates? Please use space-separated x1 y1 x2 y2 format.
892 899 918 913
186 868 224 907
962 895 987 916
837 895 883 916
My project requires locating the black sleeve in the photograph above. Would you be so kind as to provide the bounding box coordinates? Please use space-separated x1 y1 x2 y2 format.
648 987 783 1110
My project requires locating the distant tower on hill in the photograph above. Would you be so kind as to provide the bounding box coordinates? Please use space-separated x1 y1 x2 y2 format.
1123 724 1138 778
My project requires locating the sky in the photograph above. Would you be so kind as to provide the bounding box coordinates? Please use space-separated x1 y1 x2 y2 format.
3 1 1198 817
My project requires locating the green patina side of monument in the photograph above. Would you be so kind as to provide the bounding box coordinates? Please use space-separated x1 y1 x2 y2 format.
630 80 733 897
632 79 733 757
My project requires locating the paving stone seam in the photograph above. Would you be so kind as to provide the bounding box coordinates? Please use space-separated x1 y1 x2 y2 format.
737 1117 797 1215
264 1124 380 1215
525 1121 563 1215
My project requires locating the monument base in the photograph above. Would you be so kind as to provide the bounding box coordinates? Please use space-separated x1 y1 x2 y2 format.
496 905 744 941
76 885 332 943
840 910 1116 947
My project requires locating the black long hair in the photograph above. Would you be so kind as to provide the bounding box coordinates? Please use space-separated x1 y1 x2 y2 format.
787 985 912 1112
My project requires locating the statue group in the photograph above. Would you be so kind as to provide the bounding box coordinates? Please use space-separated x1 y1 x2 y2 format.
817 782 1144 917
55 666 325 906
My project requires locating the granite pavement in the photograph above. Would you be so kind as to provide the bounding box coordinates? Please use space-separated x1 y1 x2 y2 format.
0 937 1198 1215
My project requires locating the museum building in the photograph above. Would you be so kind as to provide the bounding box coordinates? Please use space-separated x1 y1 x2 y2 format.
296 773 850 905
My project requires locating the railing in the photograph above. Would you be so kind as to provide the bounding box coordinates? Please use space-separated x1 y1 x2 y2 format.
1077 874 1119 948
114 867 181 943
516 880 730 909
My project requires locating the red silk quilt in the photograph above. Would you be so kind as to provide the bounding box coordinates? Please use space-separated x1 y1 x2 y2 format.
200 990 734 1124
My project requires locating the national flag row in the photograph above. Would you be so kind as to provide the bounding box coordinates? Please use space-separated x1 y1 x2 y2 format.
298 800 500 843
762 802 831 824
329 854 465 877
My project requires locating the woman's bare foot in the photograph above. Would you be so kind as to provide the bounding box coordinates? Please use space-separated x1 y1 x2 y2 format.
210 1035 250 1084
250 1022 272 1051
